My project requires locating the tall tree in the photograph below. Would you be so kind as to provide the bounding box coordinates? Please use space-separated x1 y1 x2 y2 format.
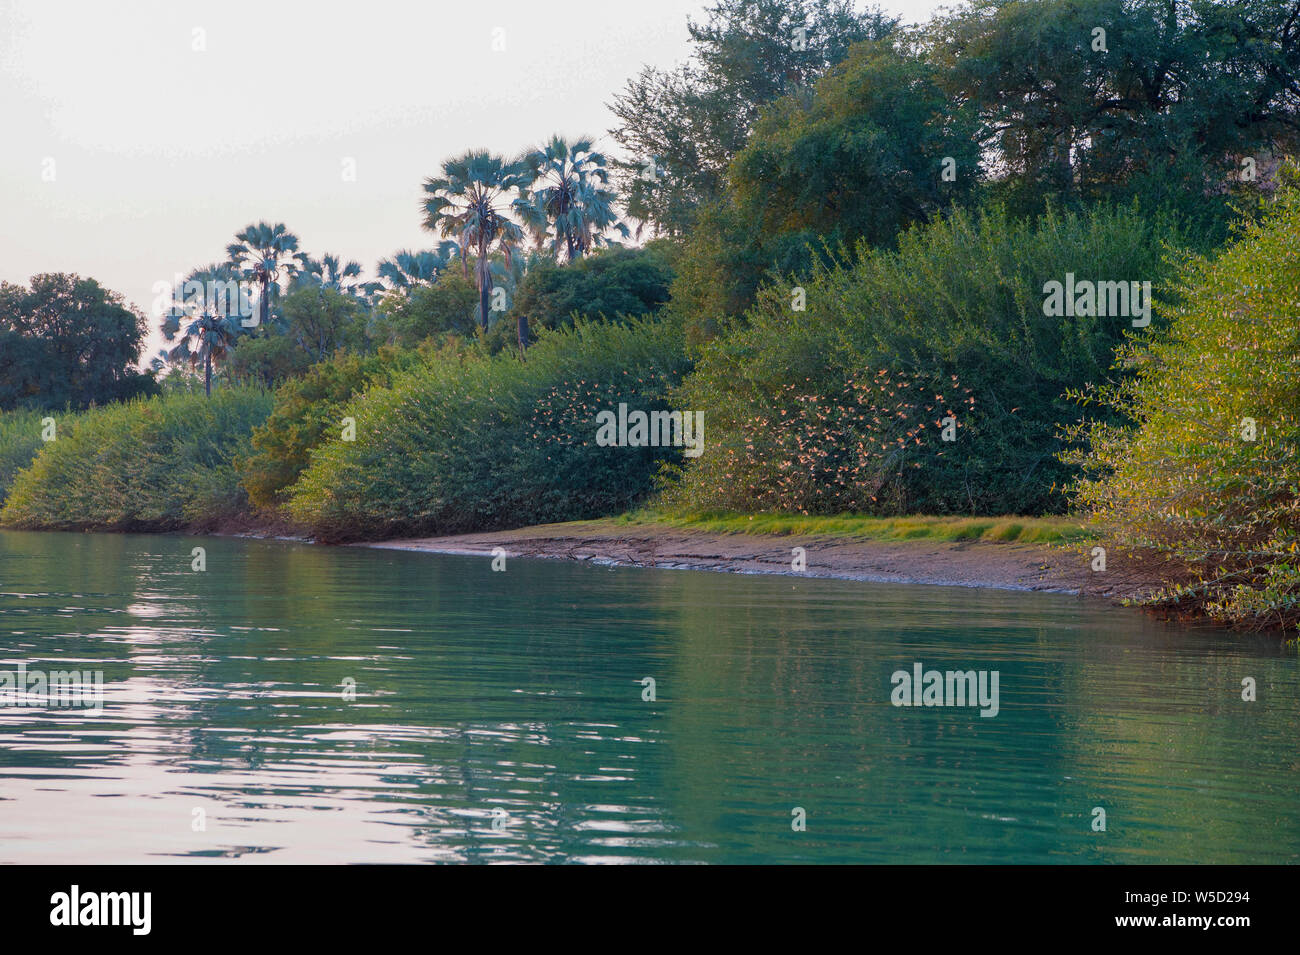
421 151 531 330
375 243 460 291
519 136 629 261
609 0 898 235
928 0 1300 214
294 253 369 299
728 41 983 245
161 263 246 396
0 273 154 410
225 222 301 331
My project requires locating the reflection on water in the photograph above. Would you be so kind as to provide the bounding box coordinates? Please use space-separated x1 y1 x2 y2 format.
0 530 1296 864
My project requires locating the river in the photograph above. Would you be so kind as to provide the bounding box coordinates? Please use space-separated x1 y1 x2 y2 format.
0 530 1296 863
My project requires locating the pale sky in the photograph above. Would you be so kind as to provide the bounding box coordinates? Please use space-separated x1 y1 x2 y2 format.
0 0 946 362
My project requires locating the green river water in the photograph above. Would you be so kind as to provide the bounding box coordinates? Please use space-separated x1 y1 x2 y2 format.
0 530 1296 864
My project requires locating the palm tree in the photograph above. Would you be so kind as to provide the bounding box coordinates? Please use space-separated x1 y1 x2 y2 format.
479 250 540 322
421 151 531 330
486 250 545 354
160 264 246 396
519 135 629 261
225 222 300 330
294 253 369 298
375 243 460 291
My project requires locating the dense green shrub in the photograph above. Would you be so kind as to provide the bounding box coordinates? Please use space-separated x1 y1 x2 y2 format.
1065 191 1300 632
224 287 374 388
512 245 674 330
0 388 273 531
223 333 314 388
665 203 1213 516
371 273 480 347
0 409 45 504
288 317 691 541
240 347 433 508
667 199 828 345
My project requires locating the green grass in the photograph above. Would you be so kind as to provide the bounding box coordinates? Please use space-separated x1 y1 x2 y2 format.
607 508 1093 545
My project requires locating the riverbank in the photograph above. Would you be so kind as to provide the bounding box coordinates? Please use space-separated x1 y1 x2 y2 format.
359 515 1160 599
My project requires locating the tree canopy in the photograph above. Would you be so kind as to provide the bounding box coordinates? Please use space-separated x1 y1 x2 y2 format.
0 273 156 411
609 0 898 235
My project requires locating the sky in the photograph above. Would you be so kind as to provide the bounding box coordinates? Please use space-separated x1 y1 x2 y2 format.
0 0 947 362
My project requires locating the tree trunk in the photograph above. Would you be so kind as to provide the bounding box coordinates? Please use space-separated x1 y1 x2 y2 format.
479 278 491 331
517 313 530 359
204 350 212 397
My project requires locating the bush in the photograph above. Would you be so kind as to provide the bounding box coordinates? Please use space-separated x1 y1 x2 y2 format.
512 245 674 331
1065 191 1300 632
665 202 1214 516
223 333 314 388
667 199 826 345
0 409 45 505
224 287 374 388
0 388 273 531
239 347 433 508
287 317 691 541
371 273 479 347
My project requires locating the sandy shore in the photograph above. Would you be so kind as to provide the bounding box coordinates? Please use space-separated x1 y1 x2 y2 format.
360 521 1158 600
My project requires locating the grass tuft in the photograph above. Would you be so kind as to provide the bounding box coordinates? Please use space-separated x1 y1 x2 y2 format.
610 508 1092 545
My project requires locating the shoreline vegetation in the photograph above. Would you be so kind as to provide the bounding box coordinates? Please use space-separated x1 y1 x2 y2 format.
4 1 1300 635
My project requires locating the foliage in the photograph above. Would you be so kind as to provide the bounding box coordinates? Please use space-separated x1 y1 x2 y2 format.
667 200 826 345
274 286 371 363
667 203 1212 516
610 0 898 235
239 347 431 508
371 272 481 347
663 369 976 514
1065 189 1300 631
376 244 460 291
518 136 628 260
287 317 691 541
226 221 301 331
223 333 314 389
293 253 373 300
0 409 45 504
0 273 157 411
222 287 372 387
671 38 983 339
161 262 251 396
927 0 1300 218
422 150 532 330
511 245 674 331
733 39 983 247
0 388 273 531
